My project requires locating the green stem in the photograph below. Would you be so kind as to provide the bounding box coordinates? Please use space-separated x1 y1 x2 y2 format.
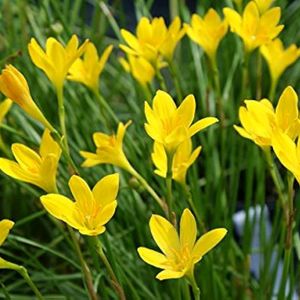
156 67 167 91
56 85 69 154
168 60 183 102
188 273 200 300
93 237 126 300
256 52 262 99
269 77 278 102
166 152 174 222
141 83 152 103
241 50 250 102
68 226 99 300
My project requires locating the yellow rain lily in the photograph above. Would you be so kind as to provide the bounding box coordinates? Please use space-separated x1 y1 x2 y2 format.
254 0 274 13
0 65 54 130
28 35 89 90
185 9 228 61
120 16 185 65
0 99 12 124
260 39 300 87
119 55 155 86
234 86 300 147
40 174 119 236
0 219 15 269
138 208 227 280
152 139 201 185
272 131 300 184
68 43 113 93
145 90 218 153
0 129 61 192
223 2 283 52
80 121 137 176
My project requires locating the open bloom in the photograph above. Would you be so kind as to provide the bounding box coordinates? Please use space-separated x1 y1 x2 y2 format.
0 219 14 269
138 209 227 280
0 65 53 130
41 174 119 236
0 129 61 192
272 131 300 184
68 43 113 93
254 0 274 13
145 90 218 153
0 98 12 124
152 139 201 185
80 121 136 175
234 86 300 147
260 39 300 85
223 2 283 52
185 9 228 61
120 17 185 64
28 35 89 89
119 55 155 86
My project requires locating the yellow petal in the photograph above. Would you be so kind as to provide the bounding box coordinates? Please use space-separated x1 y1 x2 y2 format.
39 129 61 158
188 117 219 136
0 219 14 246
180 209 197 251
175 94 196 128
137 247 168 269
152 90 177 119
92 173 119 207
192 228 227 261
149 214 180 257
0 99 13 123
156 269 184 280
95 201 117 226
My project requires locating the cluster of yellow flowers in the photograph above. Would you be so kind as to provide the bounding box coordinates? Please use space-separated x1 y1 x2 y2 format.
0 0 299 297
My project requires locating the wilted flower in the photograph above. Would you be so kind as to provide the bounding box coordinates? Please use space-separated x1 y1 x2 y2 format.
223 2 283 52
234 86 300 147
185 9 228 61
152 139 201 185
28 35 89 90
260 39 300 86
145 90 218 153
68 43 113 93
138 209 227 280
41 174 119 236
0 65 54 130
0 129 61 192
80 121 137 175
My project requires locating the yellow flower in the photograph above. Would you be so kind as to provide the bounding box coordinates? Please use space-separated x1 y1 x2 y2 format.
0 219 14 269
0 65 54 130
260 39 300 84
223 2 283 52
152 139 201 185
272 131 300 184
185 9 228 61
68 43 113 93
120 17 185 64
0 98 12 124
119 55 155 85
0 129 61 192
80 121 136 175
138 209 227 280
145 90 218 153
28 35 89 90
234 86 300 147
254 0 274 13
40 174 119 236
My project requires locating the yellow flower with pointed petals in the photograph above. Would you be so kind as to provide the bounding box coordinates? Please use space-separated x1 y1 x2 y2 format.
260 39 300 85
28 35 89 90
80 121 137 175
0 98 12 124
145 90 218 153
234 86 300 147
0 129 61 192
119 55 155 85
152 139 201 185
41 174 119 236
0 65 54 130
185 9 228 61
0 219 14 269
138 209 227 280
272 131 300 184
120 17 184 65
254 0 274 13
223 2 283 52
68 43 113 93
